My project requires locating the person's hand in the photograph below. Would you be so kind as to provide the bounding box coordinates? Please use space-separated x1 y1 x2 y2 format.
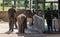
14 13 17 18
51 15 54 19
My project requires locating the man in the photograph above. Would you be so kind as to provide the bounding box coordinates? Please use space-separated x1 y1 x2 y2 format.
8 5 17 32
17 11 27 33
45 8 53 31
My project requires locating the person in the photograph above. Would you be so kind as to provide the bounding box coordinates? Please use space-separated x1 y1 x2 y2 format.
17 10 27 33
45 8 53 31
8 5 17 32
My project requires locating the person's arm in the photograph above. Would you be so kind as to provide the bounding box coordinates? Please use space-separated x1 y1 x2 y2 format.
8 9 10 17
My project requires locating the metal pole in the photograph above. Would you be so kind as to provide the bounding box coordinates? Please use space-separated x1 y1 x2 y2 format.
35 0 38 14
43 0 45 31
58 0 60 10
14 0 16 8
30 0 31 10
58 0 60 31
3 0 4 11
43 0 45 19
58 0 60 18
51 3 53 10
24 0 27 10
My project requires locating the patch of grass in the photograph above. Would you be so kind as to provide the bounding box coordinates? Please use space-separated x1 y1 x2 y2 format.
0 6 3 11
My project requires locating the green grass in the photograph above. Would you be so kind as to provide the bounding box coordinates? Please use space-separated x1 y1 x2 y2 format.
0 6 11 11
0 7 2 11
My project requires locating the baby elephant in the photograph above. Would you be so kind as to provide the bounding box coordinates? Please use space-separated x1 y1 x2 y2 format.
17 14 27 33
